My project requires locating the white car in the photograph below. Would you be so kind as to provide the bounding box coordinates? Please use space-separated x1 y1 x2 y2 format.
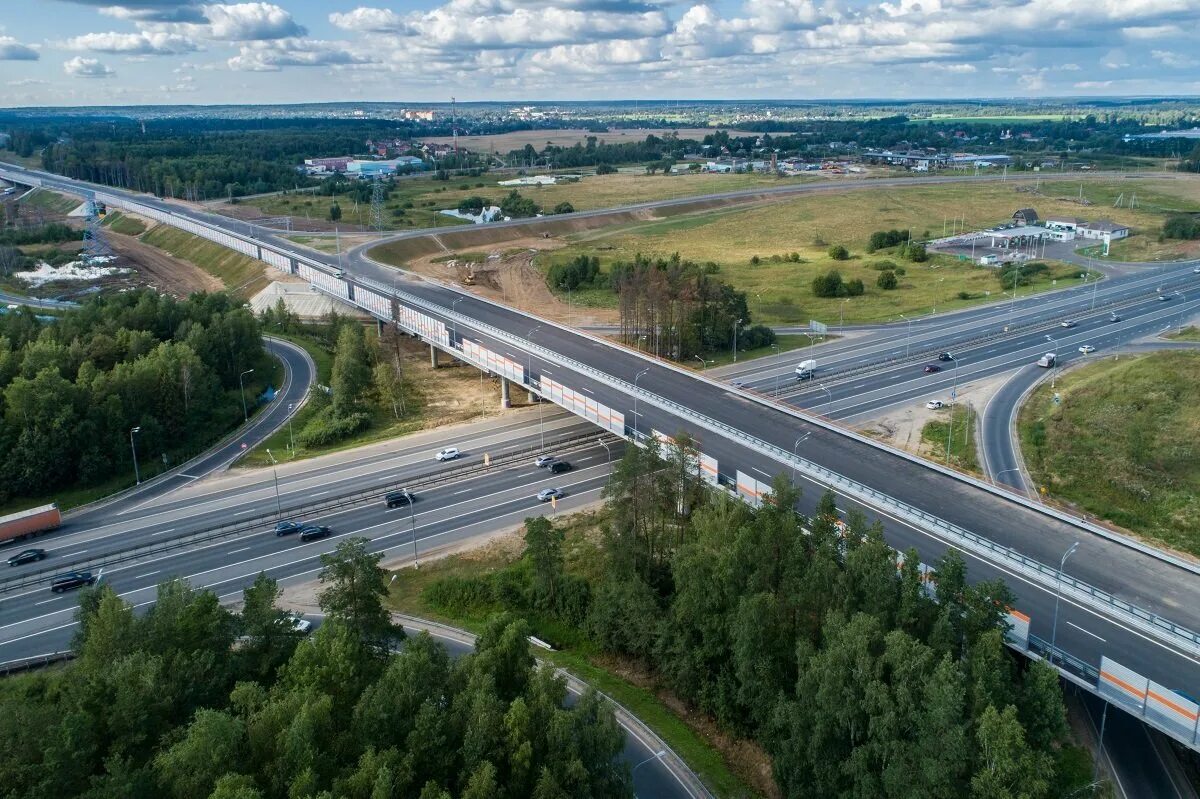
1078 345 1096 354
1060 320 1076 328
435 447 460 461
534 455 555 468
1193 267 1200 274
925 400 945 410
276 614 313 635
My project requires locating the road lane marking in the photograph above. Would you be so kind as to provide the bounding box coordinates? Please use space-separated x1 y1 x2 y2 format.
33 598 60 606
134 571 159 581
151 527 175 536
1067 621 1106 642
227 547 251 555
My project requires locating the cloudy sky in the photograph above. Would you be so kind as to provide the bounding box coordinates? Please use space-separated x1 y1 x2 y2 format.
1 0 1198 106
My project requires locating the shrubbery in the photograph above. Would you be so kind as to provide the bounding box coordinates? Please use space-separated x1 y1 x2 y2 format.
827 244 850 260
812 269 865 297
877 270 898 290
547 254 602 291
866 228 910 252
1163 214 1199 240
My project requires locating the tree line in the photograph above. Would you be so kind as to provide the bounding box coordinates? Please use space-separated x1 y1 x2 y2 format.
0 539 631 799
423 438 1084 798
0 290 268 503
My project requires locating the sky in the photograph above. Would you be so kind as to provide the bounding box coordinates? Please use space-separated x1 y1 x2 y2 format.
1 0 1198 107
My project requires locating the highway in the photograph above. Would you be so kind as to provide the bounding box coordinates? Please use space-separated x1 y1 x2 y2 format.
3 160 1200 749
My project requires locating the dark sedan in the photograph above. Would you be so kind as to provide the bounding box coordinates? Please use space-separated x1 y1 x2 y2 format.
6 548 46 567
274 521 303 536
50 571 96 593
923 364 942 373
298 525 333 543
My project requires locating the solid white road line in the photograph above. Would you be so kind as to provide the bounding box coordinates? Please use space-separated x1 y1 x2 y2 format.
1067 621 1107 643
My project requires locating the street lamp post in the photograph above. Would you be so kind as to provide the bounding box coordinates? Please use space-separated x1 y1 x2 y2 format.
633 367 650 438
265 449 282 517
451 296 464 340
791 432 811 484
945 354 959 462
732 318 742 362
1049 541 1080 665
238 368 255 422
129 426 142 485
409 500 419 569
287 402 296 456
598 437 612 464
818 384 832 416
1044 334 1058 388
693 354 706 371
899 314 913 358
527 325 544 452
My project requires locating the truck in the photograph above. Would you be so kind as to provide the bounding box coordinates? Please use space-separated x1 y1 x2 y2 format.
0 503 61 544
1037 353 1056 368
795 359 817 380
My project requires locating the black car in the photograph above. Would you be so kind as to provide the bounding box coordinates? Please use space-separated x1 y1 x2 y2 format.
385 490 415 508
274 520 303 536
549 461 573 474
298 525 333 542
937 352 953 362
923 364 941 373
6 548 46 567
51 571 95 593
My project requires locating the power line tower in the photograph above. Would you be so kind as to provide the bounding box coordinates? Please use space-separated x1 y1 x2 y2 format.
81 194 114 262
370 176 385 232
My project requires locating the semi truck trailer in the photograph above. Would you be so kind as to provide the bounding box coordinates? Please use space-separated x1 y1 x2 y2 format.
0 504 61 544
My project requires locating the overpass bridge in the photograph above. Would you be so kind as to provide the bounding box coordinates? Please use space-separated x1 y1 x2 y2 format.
5 162 1200 752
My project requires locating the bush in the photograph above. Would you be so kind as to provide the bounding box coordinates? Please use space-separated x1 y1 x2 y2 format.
424 575 497 615
547 254 601 291
846 278 865 296
901 242 929 262
750 255 761 265
870 260 898 271
866 229 909 253
552 201 575 214
457 196 488 215
738 324 777 350
1163 214 1199 240
595 163 617 175
828 244 850 261
296 407 370 448
812 269 845 298
877 270 898 290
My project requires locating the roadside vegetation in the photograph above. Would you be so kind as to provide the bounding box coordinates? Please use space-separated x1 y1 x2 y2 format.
921 404 980 473
141 225 268 298
101 211 147 236
243 306 503 467
1019 351 1200 555
395 436 1093 798
0 541 632 798
1164 325 1200 342
0 290 275 512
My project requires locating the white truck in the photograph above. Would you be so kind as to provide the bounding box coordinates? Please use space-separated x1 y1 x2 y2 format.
1037 353 1056 368
795 359 817 380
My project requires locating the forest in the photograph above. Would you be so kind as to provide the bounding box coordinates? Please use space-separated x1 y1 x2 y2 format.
0 290 269 504
0 540 631 799
421 437 1086 798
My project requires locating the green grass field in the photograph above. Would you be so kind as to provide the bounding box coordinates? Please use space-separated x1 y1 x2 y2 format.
141 225 268 297
20 188 80 215
920 405 979 473
535 177 1159 324
1165 325 1200 342
385 511 758 799
101 211 147 236
1018 351 1200 555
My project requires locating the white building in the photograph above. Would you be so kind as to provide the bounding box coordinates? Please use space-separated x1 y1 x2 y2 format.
1077 220 1130 241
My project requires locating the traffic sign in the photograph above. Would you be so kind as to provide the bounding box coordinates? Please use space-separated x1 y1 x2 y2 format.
809 320 828 335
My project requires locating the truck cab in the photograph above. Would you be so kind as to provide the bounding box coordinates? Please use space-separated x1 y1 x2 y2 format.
1037 353 1056 368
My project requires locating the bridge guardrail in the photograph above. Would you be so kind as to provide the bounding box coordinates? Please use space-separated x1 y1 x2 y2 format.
0 430 618 594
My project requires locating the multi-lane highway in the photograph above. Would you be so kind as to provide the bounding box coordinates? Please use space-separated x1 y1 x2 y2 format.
4 160 1199 754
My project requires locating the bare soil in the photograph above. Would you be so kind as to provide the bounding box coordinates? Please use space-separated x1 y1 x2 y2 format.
404 237 619 326
108 224 224 297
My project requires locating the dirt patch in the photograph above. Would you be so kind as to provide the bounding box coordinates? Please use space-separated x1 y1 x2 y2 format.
108 225 224 297
403 237 618 326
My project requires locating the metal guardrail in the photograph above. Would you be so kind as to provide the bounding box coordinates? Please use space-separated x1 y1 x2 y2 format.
0 650 75 676
0 429 616 594
15 165 1199 662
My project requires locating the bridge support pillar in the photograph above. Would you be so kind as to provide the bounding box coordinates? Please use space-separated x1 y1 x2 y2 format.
376 319 385 337
528 389 538 404
429 344 440 368
500 377 512 408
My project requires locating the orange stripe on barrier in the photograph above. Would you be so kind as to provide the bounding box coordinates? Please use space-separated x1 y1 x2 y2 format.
1148 690 1200 721
1009 609 1031 623
1100 670 1148 701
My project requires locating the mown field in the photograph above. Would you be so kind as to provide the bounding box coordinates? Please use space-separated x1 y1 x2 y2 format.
243 169 828 231
1019 351 1200 556
535 177 1184 324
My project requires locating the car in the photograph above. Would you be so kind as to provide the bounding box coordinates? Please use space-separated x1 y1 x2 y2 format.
1110 314 1122 322
50 571 95 593
274 520 303 536
730 379 747 389
1078 344 1096 354
385 490 415 508
6 548 46 567
537 488 564 502
937 352 953 362
1193 267 1200 274
279 614 313 635
549 461 573 474
1159 294 1171 302
534 455 555 468
298 525 332 542
1060 320 1076 328
923 364 941 373
435 447 460 461
925 400 944 410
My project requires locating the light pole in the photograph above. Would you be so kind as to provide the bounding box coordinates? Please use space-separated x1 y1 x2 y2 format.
633 367 650 437
791 432 811 484
771 344 780 396
732 318 742 362
1044 334 1058 388
818 383 832 415
598 437 612 464
693 354 707 371
409 500 419 569
238 368 255 422
527 325 544 452
265 448 282 517
1049 541 1080 665
129 426 142 485
287 402 295 456
451 296 464 340
945 354 959 462
899 314 913 358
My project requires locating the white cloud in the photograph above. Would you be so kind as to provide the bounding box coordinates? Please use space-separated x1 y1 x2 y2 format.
99 3 209 23
227 38 374 71
63 31 197 55
63 56 116 78
328 7 409 33
202 3 305 41
1152 49 1197 68
0 36 39 61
